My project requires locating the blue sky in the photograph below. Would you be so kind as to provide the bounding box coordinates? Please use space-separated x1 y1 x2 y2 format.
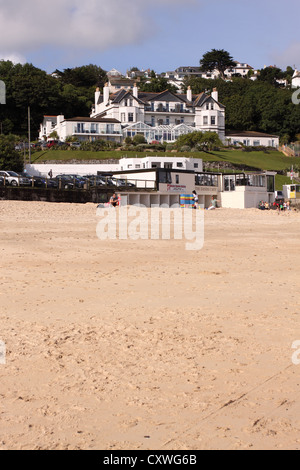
0 0 299 73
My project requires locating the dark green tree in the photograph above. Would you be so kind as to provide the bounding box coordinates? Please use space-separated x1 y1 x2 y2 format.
0 134 23 171
257 66 285 86
138 76 178 94
200 49 236 80
53 64 107 89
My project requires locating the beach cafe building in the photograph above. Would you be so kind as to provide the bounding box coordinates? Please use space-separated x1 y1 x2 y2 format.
110 168 276 209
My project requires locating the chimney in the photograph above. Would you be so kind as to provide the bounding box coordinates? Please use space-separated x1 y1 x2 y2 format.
211 87 218 102
133 82 138 99
103 83 110 104
57 114 64 126
187 85 192 102
95 87 100 108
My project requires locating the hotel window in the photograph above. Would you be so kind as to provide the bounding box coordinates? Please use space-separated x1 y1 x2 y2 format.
166 117 170 125
203 116 208 125
176 175 179 184
211 116 216 125
128 113 134 122
253 140 260 146
194 163 198 168
124 100 128 106
129 99 133 107
177 162 183 168
211 103 214 110
121 113 126 122
206 103 209 110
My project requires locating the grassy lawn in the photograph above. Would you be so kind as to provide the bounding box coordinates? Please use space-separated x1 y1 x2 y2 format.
275 174 294 190
30 148 297 172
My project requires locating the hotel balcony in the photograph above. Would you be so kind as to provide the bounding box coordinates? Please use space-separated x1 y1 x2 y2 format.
144 106 194 114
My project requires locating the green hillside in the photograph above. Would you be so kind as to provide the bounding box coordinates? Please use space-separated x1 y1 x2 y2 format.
31 148 296 171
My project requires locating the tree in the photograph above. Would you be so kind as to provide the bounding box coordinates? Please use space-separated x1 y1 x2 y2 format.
200 49 236 80
199 132 223 151
0 134 23 172
53 65 107 89
257 66 285 87
138 76 178 94
175 131 203 149
49 130 59 139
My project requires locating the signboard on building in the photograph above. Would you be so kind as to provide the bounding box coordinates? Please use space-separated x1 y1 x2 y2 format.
167 184 187 192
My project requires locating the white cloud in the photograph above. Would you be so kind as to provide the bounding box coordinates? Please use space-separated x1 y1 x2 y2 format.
271 42 300 69
0 53 26 64
0 0 197 57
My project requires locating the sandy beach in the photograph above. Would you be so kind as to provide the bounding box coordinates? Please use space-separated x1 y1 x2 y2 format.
0 200 300 450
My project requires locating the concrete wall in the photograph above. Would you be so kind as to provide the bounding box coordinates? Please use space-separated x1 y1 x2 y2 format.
26 163 120 177
0 186 111 204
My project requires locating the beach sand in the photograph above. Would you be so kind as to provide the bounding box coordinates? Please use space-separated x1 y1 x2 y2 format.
0 200 300 450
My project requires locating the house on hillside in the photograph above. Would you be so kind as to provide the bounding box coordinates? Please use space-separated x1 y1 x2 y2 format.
39 116 123 143
225 130 279 148
91 83 225 143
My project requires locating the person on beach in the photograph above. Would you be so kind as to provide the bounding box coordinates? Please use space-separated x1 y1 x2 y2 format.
207 196 219 210
110 193 119 207
192 190 198 209
48 169 53 178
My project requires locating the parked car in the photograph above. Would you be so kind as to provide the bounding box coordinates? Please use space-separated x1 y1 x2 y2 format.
55 174 85 189
47 140 67 148
110 177 135 187
65 174 86 188
0 171 31 186
21 173 46 187
70 142 81 148
82 175 107 187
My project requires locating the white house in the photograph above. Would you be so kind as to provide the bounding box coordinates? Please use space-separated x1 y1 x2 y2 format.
292 69 300 89
91 84 225 143
118 156 203 172
225 131 279 148
39 115 123 143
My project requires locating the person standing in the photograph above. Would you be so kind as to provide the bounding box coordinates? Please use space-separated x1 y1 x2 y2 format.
192 190 198 210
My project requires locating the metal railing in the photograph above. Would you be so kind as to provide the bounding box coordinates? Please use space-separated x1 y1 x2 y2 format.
0 175 157 191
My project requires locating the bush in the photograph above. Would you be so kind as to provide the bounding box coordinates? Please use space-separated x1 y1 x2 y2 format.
180 145 192 152
124 136 132 145
135 144 149 151
165 143 175 151
132 134 146 145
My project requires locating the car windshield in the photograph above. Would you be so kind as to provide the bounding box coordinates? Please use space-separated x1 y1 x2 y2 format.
7 171 19 176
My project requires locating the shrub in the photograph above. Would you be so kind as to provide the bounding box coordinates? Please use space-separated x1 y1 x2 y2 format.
180 145 192 152
132 134 146 145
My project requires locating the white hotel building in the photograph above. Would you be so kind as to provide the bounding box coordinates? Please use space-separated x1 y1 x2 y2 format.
39 84 225 144
91 83 225 143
